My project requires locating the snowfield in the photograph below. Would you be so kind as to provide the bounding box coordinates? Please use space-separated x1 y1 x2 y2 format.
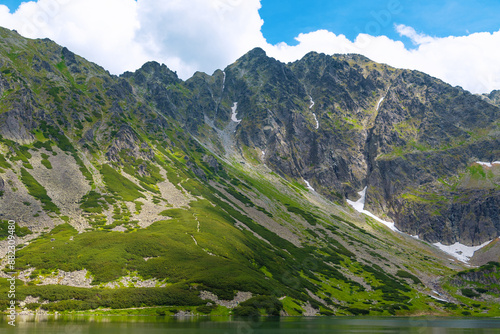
346 187 399 232
433 240 493 263
231 102 241 123
476 161 500 167
304 179 315 192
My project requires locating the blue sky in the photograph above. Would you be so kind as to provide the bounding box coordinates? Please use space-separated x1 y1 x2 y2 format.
259 0 500 46
0 0 499 93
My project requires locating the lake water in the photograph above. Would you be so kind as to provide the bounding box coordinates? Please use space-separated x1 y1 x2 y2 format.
1 316 500 333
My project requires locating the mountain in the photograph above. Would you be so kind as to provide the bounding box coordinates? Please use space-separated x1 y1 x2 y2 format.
0 27 499 317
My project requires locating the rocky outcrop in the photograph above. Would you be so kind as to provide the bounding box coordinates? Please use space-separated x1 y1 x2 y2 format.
0 90 36 144
449 262 500 287
106 125 152 162
199 290 253 308
482 90 500 107
395 190 500 245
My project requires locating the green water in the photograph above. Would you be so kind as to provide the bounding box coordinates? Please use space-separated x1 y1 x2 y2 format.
1 316 500 333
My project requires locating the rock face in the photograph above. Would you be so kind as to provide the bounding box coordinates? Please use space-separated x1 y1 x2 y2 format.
482 90 500 107
0 93 36 144
195 49 500 246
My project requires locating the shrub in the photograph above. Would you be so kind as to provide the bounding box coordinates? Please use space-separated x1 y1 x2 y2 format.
100 164 144 201
196 305 217 314
285 204 320 226
41 158 53 169
461 288 480 298
234 296 283 317
233 306 260 317
347 307 370 315
0 221 33 240
396 270 422 284
26 303 41 310
0 154 12 169
79 191 108 213
20 168 60 214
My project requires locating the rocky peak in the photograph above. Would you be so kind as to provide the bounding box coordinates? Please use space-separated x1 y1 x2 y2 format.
125 61 181 86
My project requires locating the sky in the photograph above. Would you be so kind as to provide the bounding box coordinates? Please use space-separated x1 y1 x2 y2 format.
0 0 499 94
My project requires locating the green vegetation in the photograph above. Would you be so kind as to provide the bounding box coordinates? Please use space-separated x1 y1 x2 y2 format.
41 153 53 169
119 151 164 193
461 288 480 298
20 168 60 214
100 164 145 201
0 220 32 240
79 191 108 213
233 296 283 317
396 270 422 285
468 165 487 180
285 204 320 226
0 154 11 170
33 140 54 152
1 30 498 317
0 278 204 311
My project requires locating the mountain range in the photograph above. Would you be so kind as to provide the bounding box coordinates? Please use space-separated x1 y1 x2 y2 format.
0 27 499 317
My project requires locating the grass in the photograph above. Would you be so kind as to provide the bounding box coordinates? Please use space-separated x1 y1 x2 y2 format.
13 202 284 298
41 156 53 169
0 220 32 240
79 191 108 214
0 154 11 169
20 168 60 214
100 164 145 201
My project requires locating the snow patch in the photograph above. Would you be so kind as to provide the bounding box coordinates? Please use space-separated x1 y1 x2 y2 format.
309 96 319 129
312 113 319 129
231 102 241 123
433 240 492 263
309 96 315 109
376 96 385 111
222 71 226 91
304 179 315 192
346 187 400 232
476 161 500 168
430 295 449 303
262 150 266 156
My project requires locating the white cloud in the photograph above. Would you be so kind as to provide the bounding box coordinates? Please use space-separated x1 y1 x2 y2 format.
264 26 500 94
0 0 149 74
134 0 266 78
0 1 499 94
395 24 434 45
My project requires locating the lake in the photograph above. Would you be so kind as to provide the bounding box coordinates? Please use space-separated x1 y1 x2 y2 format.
1 316 500 333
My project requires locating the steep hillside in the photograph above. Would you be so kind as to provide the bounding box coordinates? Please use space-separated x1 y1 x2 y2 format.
201 50 500 247
0 27 499 317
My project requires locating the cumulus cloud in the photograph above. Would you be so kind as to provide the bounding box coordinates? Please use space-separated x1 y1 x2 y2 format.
0 0 267 78
0 0 149 74
395 24 434 45
264 26 500 94
134 0 267 78
0 0 499 93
